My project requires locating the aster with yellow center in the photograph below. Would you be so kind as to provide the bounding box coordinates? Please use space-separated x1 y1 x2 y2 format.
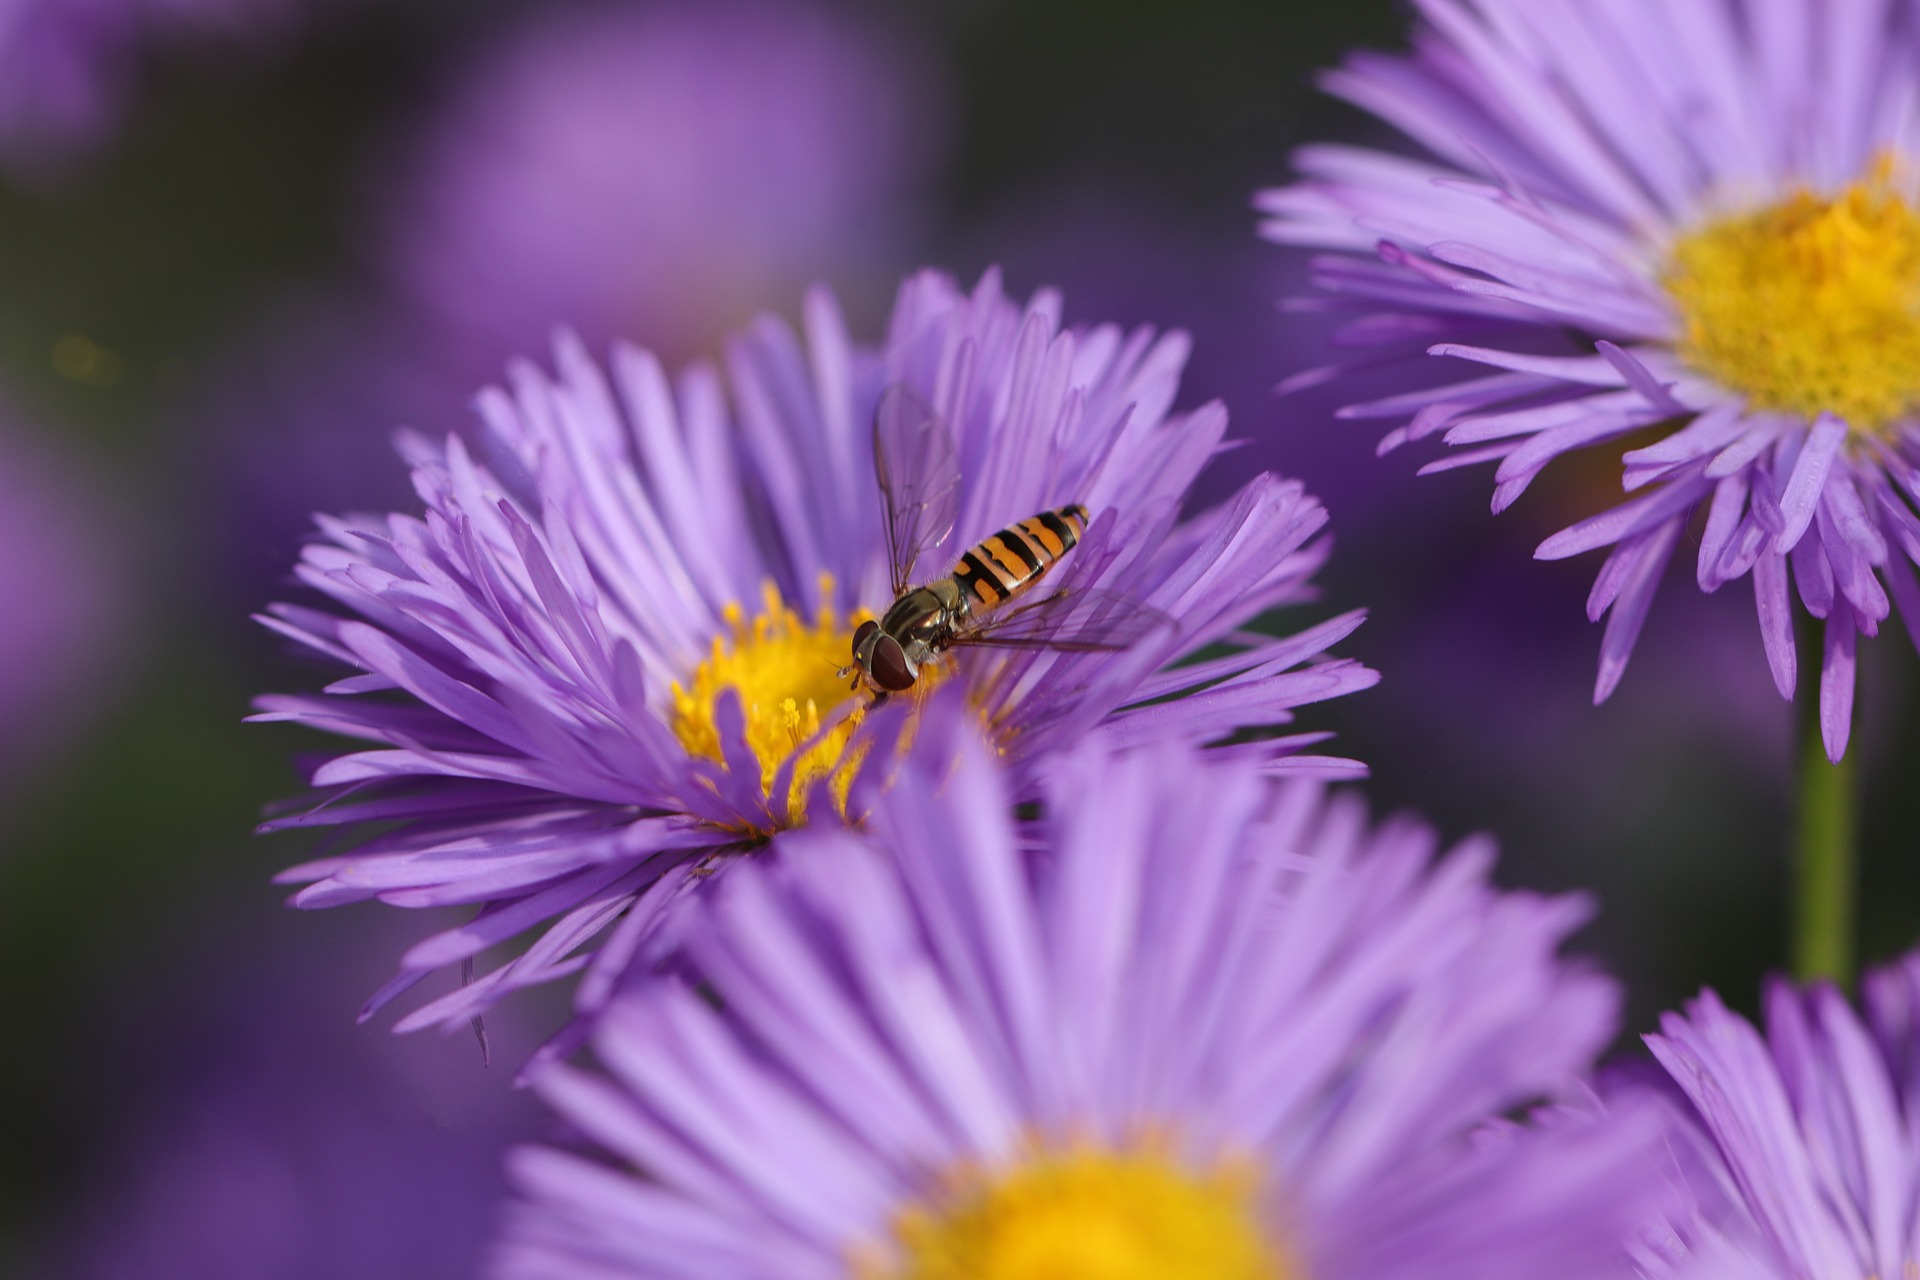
258 267 1373 1037
498 717 1660 1280
868 1140 1282 1280
1262 0 1920 766
1665 158 1920 434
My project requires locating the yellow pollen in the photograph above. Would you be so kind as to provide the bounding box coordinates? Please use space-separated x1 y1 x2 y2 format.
1663 154 1920 434
858 1138 1288 1280
669 577 869 827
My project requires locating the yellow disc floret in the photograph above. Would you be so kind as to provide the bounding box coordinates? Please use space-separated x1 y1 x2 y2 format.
1663 155 1920 434
670 577 868 828
860 1137 1288 1280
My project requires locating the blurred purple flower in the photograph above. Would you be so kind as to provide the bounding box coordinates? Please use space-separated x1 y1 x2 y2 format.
0 0 322 180
252 268 1376 1035
377 0 941 370
0 418 125 796
1261 0 1920 761
0 1 126 170
495 707 1659 1280
49 914 543 1280
1627 950 1920 1280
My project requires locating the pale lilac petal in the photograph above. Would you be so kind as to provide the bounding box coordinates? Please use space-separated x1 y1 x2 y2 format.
1595 339 1686 415
1629 404 1750 491
1536 479 1705 561
1754 550 1798 699
1698 471 1752 590
1594 517 1683 704
1775 415 1849 554
1820 617 1858 764
1793 532 1837 620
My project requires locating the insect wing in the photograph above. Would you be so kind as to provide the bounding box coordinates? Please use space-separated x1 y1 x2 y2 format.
951 587 1175 653
873 383 961 596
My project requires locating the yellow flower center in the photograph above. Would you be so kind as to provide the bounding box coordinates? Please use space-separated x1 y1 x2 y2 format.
1663 155 1920 434
669 577 869 827
860 1139 1289 1280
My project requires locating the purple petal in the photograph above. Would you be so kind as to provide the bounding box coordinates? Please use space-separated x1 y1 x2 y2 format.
1537 478 1705 561
1821 617 1857 763
1593 517 1682 704
1594 340 1686 415
1754 551 1798 700
1697 471 1751 590
1775 415 1848 554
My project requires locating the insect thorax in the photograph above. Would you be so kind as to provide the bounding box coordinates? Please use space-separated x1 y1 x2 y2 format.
881 581 967 660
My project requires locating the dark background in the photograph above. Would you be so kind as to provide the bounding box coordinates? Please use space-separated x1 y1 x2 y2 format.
2 1 1914 1274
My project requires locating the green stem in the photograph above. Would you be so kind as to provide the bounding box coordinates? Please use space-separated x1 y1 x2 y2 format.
1791 631 1857 986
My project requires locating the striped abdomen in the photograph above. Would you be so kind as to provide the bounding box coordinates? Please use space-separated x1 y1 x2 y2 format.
950 504 1088 612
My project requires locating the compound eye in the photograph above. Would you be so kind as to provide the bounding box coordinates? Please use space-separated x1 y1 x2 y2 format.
869 634 916 692
851 619 878 658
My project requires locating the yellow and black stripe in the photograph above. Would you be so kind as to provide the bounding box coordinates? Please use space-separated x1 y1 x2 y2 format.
950 504 1088 611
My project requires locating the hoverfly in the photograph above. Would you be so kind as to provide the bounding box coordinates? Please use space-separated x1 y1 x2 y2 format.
841 384 1170 702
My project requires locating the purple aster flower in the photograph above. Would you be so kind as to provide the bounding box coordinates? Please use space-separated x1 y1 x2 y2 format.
0 0 323 181
1260 0 1920 760
375 0 940 370
1626 949 1920 1280
0 0 129 172
253 267 1376 1034
493 704 1659 1280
